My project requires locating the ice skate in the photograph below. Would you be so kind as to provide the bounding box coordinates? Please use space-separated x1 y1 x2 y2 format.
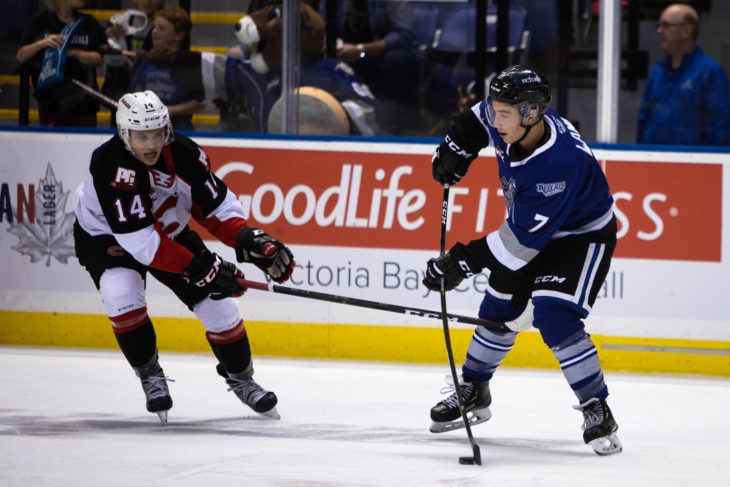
217 363 280 419
134 359 173 425
574 398 622 456
429 376 492 433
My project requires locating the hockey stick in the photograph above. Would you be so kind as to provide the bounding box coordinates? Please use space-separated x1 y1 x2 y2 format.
237 278 508 331
439 184 482 466
70 78 119 109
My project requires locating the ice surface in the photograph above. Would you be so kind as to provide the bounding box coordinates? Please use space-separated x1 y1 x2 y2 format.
1 346 728 486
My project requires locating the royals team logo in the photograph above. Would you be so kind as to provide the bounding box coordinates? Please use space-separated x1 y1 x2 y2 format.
537 181 566 197
5 164 75 266
500 175 516 215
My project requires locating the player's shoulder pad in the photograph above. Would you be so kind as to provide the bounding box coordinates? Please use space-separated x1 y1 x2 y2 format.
167 134 212 176
169 132 197 148
89 135 147 193
168 133 204 158
89 135 137 180
90 134 122 159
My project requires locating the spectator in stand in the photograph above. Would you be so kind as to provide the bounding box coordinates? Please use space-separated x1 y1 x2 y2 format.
102 0 166 126
131 6 204 131
16 0 104 127
246 0 318 13
637 3 730 146
319 0 417 134
228 2 380 135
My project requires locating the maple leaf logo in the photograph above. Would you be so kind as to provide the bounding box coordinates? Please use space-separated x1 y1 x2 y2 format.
8 164 76 266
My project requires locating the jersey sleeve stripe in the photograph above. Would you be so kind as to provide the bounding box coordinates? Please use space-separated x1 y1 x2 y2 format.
149 234 195 273
115 226 194 273
552 209 614 239
196 189 248 247
486 226 533 270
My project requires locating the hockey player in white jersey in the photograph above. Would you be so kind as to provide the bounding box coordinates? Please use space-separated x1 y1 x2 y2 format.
423 66 621 455
73 91 295 424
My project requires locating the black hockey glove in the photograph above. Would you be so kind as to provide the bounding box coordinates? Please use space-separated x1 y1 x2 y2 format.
432 135 477 186
432 109 488 186
183 250 246 300
235 227 295 283
422 243 482 291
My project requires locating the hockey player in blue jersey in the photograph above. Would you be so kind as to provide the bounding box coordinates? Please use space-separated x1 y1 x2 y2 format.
423 65 622 456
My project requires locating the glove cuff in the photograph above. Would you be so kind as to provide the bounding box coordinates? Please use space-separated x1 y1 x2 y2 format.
449 242 484 277
182 250 217 285
236 227 258 249
448 109 489 155
236 227 262 263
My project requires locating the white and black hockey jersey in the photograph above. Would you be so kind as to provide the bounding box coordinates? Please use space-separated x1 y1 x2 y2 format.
73 133 247 273
470 103 615 271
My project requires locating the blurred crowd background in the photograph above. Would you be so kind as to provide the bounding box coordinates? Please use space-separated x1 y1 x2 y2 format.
1 0 728 144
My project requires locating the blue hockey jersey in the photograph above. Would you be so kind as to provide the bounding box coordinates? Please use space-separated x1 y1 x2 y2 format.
471 103 615 270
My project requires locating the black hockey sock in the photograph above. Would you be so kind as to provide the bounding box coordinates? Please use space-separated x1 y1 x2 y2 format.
114 319 158 368
208 333 252 376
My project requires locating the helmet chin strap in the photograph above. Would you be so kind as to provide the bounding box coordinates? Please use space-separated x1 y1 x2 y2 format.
515 116 543 145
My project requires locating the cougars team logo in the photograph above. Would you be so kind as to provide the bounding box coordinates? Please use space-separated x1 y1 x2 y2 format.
110 166 137 190
149 168 174 189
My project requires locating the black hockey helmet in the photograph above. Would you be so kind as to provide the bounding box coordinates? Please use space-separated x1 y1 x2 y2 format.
488 65 551 118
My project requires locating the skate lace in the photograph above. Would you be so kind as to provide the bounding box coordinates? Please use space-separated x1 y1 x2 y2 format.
141 375 174 401
227 377 267 405
439 376 474 409
579 403 605 430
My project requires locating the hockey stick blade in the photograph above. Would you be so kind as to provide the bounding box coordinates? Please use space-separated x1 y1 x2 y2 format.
237 279 508 331
459 444 482 465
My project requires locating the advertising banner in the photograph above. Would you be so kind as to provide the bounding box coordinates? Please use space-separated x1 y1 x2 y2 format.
1 132 728 345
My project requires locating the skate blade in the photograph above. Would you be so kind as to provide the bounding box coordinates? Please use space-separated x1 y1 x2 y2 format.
156 410 169 426
429 407 491 433
258 407 280 420
589 432 622 456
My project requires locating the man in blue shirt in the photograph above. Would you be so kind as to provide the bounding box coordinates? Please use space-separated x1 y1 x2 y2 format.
424 65 622 456
637 3 730 146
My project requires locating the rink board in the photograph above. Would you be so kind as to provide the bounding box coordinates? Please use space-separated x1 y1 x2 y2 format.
1 310 728 377
0 130 728 376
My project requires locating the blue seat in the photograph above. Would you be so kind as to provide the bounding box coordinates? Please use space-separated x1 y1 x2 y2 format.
524 0 558 52
422 2 531 120
410 3 440 49
432 3 530 62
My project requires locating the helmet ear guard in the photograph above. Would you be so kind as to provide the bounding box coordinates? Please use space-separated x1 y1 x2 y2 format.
515 101 541 121
116 91 173 152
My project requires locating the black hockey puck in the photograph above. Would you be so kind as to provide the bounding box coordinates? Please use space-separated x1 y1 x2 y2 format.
459 457 476 465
